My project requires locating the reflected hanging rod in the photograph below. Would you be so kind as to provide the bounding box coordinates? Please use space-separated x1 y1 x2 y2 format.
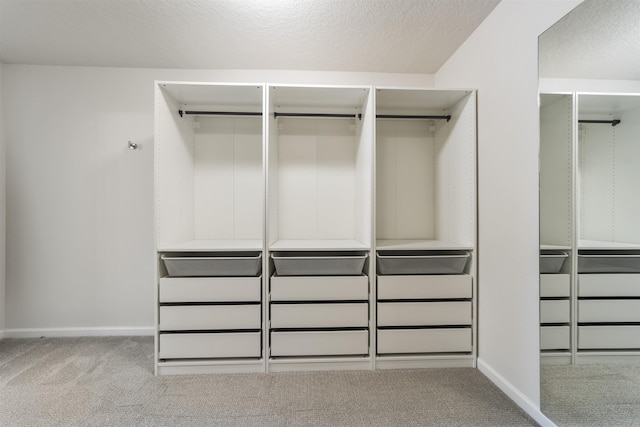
178 110 262 117
376 114 451 122
274 112 362 120
578 119 621 127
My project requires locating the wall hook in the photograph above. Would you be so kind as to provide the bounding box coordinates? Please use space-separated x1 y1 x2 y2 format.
128 141 138 150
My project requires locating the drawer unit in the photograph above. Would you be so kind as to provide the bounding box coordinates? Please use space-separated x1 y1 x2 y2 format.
270 303 368 328
578 274 640 297
159 304 261 331
540 300 570 324
377 301 471 327
270 275 368 301
540 274 570 298
540 325 570 350
159 332 261 359
578 299 640 323
377 328 472 354
159 277 261 303
578 325 640 350
270 330 369 357
377 275 472 300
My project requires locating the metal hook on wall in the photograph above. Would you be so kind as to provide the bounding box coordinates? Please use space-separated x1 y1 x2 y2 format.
128 141 138 150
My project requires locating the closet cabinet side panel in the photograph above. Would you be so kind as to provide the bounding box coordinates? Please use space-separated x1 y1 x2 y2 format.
434 93 476 246
267 110 279 247
155 87 196 248
539 96 573 246
355 93 374 246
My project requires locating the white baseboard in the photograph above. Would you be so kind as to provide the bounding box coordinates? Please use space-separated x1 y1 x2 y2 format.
3 326 155 338
477 357 557 427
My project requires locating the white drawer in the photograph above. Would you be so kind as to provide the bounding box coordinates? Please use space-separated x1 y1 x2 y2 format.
578 300 640 323
270 330 369 357
159 304 261 331
540 300 570 324
540 325 570 350
270 303 368 328
377 301 471 327
578 274 640 297
377 275 472 300
270 275 368 301
377 328 472 354
159 332 261 359
159 277 261 303
540 274 570 298
578 325 640 350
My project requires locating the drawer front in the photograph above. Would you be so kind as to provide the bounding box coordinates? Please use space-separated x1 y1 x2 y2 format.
159 332 261 359
377 301 471 327
377 275 472 300
270 303 368 328
540 300 570 324
270 275 368 301
540 274 570 298
578 274 640 297
159 277 261 303
270 330 369 357
578 325 640 350
578 300 640 323
540 325 570 350
377 328 472 354
159 304 261 331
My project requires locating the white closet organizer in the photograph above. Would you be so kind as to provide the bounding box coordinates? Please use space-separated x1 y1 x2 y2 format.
154 82 266 375
266 85 374 371
374 89 477 369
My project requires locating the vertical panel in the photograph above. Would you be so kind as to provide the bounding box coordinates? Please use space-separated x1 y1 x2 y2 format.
613 106 640 243
376 121 398 239
233 117 263 240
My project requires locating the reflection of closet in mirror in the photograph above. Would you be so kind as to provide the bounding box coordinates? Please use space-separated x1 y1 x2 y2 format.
539 93 574 365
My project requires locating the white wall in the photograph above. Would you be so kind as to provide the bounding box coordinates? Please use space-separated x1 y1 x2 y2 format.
434 0 581 424
1 65 432 336
0 63 5 335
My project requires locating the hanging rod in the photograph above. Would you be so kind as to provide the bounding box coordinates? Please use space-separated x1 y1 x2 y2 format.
274 112 362 120
578 119 621 127
376 114 451 122
178 110 262 117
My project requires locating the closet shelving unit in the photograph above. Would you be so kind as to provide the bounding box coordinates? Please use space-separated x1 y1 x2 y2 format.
265 85 375 371
374 88 477 369
154 82 266 375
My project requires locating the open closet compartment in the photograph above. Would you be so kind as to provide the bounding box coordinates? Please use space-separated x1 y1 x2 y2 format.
265 85 374 371
539 93 574 364
154 82 266 375
373 88 477 368
576 93 640 361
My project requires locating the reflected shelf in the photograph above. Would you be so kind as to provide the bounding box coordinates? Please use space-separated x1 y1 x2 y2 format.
159 239 263 252
269 239 370 251
376 239 474 251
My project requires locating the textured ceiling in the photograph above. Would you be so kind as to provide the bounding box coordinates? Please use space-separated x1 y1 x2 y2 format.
539 0 640 80
0 0 500 73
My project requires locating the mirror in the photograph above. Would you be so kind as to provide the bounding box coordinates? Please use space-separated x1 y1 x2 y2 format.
539 1 640 425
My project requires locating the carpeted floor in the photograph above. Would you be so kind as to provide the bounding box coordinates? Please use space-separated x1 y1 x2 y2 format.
0 336 537 426
541 364 640 426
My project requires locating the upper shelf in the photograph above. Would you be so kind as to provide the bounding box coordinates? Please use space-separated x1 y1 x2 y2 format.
270 239 369 251
159 239 263 252
376 239 474 251
578 239 640 250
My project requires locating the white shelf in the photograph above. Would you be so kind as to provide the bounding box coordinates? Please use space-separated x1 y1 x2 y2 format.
578 240 640 250
540 244 572 250
376 239 473 251
270 240 369 251
159 239 263 252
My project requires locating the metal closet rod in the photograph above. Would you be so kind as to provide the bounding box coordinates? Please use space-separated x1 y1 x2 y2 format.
274 112 362 120
579 119 621 127
376 114 451 122
178 110 263 117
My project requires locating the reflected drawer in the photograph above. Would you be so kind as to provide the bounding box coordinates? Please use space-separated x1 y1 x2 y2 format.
540 300 570 323
271 303 368 328
540 274 570 298
578 274 640 297
540 325 570 350
578 300 640 323
270 275 368 301
159 332 261 359
377 301 471 327
377 275 472 300
578 325 640 349
377 328 472 354
159 277 261 303
159 304 261 331
270 330 369 357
